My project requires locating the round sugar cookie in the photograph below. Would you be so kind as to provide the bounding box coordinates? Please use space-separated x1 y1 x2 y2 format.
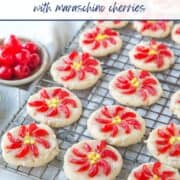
1 123 59 167
127 161 180 180
172 24 180 44
170 90 180 119
133 21 173 38
146 123 180 169
109 69 163 107
79 27 122 57
87 105 145 146
64 140 122 180
95 20 128 29
27 87 82 128
50 51 102 90
129 40 174 72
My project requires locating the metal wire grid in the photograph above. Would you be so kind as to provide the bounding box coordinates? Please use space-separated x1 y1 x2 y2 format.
0 21 180 180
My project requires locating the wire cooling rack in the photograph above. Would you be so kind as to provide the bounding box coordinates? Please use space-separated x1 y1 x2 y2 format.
0 21 179 180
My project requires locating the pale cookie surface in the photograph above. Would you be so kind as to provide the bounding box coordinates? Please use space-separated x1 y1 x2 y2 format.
1 123 59 167
64 140 122 180
79 27 122 57
127 161 180 180
27 87 82 128
129 40 174 72
133 21 173 38
87 105 145 146
172 24 180 44
109 69 163 107
170 90 180 119
146 123 180 169
50 51 102 90
95 20 128 29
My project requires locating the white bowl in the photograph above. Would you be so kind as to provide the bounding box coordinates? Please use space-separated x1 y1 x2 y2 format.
0 37 49 86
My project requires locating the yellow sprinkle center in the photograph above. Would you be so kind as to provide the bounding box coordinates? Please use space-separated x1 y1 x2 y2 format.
47 98 60 108
87 152 101 164
169 136 180 144
95 34 108 41
24 135 35 145
112 116 122 125
131 78 140 88
149 49 157 55
72 61 82 71
153 175 160 180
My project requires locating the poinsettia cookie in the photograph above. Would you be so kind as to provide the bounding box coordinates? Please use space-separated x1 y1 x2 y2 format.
170 90 180 119
64 140 122 180
146 123 180 169
87 105 145 146
172 24 180 44
50 51 102 90
1 123 59 167
109 69 163 107
95 20 128 29
27 87 82 128
133 21 173 38
127 161 180 180
79 27 122 57
129 40 174 72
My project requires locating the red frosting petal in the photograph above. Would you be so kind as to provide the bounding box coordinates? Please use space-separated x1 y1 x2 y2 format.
62 70 76 81
69 51 78 60
28 123 38 135
6 141 22 149
72 148 87 158
15 145 29 158
7 132 21 144
47 108 58 117
33 129 49 137
98 159 111 176
40 89 50 99
96 140 107 153
18 125 26 138
83 143 92 152
70 158 87 164
28 100 45 107
77 162 90 172
61 98 77 108
88 164 99 177
30 144 39 157
36 138 50 149
101 149 118 161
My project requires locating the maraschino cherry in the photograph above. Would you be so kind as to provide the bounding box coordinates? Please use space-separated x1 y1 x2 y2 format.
0 35 41 80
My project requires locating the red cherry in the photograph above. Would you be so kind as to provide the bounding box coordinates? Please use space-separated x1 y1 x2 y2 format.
28 53 41 70
14 65 31 79
0 46 14 57
0 66 13 80
4 35 21 53
23 42 38 53
0 55 15 67
15 49 30 65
